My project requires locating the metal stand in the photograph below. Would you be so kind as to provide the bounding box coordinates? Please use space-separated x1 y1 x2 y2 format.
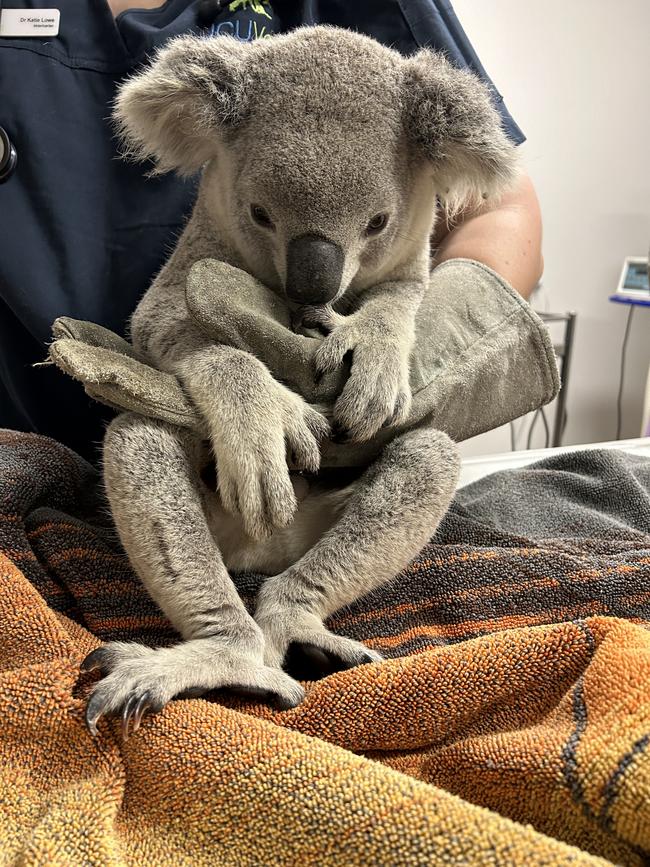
536 311 577 447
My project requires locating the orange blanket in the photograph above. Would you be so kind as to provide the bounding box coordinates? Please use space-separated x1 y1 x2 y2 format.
1 430 649 865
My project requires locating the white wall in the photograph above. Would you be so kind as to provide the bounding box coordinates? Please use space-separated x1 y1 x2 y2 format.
452 0 650 457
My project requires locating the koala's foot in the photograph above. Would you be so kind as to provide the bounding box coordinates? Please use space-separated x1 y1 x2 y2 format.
256 606 382 680
80 638 305 738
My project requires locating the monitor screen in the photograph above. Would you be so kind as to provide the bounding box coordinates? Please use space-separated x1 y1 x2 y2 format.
623 261 650 292
617 257 649 297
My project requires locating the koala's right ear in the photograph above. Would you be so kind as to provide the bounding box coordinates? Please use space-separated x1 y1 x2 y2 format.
114 36 250 176
403 50 519 215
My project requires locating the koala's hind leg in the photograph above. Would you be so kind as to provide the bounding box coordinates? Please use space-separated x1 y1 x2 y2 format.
255 427 460 676
84 413 304 737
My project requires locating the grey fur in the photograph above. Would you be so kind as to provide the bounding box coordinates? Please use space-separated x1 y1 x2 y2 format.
88 26 517 731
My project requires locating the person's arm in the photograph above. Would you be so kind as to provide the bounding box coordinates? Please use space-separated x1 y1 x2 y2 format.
107 0 164 15
432 172 543 300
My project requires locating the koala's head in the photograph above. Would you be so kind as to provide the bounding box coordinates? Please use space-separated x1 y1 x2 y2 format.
115 27 517 306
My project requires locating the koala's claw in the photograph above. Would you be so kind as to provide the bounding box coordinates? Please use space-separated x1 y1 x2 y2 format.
80 646 111 674
121 692 156 739
85 692 106 737
80 640 306 738
313 317 412 442
85 686 159 738
381 388 412 429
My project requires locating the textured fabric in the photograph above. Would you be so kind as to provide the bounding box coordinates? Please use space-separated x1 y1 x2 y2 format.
48 257 560 468
48 317 203 432
1 429 649 864
454 449 650 539
0 0 523 460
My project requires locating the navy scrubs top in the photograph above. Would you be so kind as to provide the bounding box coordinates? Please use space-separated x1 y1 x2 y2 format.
0 0 524 461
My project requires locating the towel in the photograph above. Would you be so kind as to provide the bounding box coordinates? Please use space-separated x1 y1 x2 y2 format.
1 429 649 865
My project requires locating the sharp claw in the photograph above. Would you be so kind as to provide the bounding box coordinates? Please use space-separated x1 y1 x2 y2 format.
271 691 303 712
85 691 107 737
131 694 152 733
121 695 140 740
382 399 408 429
80 647 109 673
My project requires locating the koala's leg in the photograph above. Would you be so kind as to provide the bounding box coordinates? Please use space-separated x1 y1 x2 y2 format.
255 427 460 676
84 413 304 737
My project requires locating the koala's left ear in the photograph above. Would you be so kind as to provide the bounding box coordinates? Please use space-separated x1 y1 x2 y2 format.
403 50 519 213
114 35 251 176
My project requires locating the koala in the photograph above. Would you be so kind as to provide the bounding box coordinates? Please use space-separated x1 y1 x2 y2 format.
81 26 518 737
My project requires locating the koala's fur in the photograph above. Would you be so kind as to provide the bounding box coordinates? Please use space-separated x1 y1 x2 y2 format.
83 27 518 735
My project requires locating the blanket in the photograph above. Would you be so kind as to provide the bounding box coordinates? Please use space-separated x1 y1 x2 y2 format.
1 429 649 865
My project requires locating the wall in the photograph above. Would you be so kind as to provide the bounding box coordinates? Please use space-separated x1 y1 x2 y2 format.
451 0 650 457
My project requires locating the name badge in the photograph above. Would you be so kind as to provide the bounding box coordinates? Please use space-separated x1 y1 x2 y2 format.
0 8 60 37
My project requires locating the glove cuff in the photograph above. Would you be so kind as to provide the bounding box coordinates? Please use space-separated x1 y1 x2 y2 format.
409 257 560 442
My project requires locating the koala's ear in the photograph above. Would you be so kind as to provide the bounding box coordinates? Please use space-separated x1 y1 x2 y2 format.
113 35 250 176
403 50 519 214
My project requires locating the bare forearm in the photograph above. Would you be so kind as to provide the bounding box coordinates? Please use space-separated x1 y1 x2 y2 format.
433 172 543 300
107 0 163 14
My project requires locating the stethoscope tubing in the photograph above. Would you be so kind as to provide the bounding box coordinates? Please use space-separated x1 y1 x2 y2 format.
0 126 18 183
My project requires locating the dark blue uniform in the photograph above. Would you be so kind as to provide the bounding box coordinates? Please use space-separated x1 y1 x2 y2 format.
0 0 524 460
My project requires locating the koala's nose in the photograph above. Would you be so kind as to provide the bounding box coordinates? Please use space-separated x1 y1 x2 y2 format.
285 234 343 305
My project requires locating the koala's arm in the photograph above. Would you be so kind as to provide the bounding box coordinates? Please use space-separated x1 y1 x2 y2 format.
129 224 329 539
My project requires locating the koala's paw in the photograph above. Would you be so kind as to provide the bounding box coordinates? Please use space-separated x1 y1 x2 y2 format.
313 320 412 441
331 345 411 443
313 321 358 380
256 606 383 680
80 638 305 738
215 392 330 540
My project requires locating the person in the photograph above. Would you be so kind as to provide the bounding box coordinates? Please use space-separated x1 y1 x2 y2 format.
0 0 542 462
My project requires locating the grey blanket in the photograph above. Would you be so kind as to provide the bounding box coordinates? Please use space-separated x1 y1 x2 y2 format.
450 448 650 540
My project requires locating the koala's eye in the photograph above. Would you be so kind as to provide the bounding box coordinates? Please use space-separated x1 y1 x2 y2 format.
365 213 389 236
251 204 275 230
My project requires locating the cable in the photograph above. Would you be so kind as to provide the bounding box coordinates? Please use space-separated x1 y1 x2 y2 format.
540 406 550 449
615 306 635 440
526 409 540 450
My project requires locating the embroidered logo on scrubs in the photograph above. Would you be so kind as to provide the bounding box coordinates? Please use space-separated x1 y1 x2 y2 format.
210 0 276 41
228 0 272 19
